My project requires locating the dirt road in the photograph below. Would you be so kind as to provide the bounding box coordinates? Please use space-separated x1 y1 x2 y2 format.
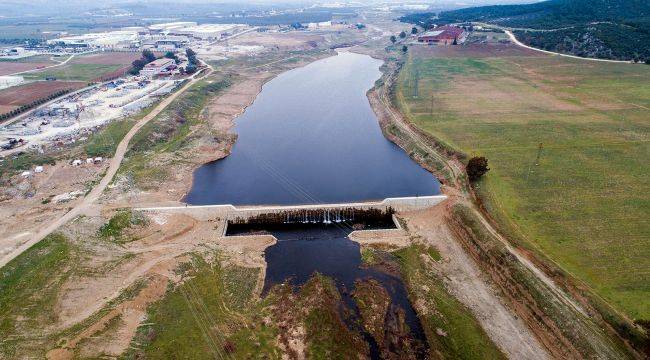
0 68 212 269
7 53 80 76
503 29 633 64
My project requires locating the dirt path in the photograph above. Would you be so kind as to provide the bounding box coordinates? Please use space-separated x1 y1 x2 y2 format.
6 52 90 76
0 68 213 269
403 205 550 359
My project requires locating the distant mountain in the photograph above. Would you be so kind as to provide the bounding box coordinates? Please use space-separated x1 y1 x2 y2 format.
401 0 650 61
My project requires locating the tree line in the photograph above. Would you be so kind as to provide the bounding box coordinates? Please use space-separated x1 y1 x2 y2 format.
0 88 75 122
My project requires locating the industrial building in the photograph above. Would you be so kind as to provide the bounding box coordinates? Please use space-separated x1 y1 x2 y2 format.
147 22 245 40
139 58 175 77
46 31 140 50
417 26 467 45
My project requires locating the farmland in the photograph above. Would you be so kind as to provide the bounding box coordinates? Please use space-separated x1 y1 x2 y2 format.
0 60 56 76
395 44 650 320
0 81 86 112
22 52 142 82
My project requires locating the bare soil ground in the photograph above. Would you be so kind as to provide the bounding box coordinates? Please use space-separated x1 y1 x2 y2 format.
0 61 54 76
0 161 107 260
231 32 324 51
70 52 141 65
402 203 550 359
44 211 275 359
0 80 86 106
0 104 17 113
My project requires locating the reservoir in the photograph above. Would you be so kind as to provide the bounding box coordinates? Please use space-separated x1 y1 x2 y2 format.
185 51 440 205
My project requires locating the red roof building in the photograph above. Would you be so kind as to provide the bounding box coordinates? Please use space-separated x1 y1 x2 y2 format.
417 26 466 45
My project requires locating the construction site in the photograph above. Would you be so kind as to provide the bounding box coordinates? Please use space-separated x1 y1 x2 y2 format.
0 77 181 154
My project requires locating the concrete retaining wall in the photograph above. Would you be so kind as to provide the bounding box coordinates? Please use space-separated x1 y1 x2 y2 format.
135 195 447 221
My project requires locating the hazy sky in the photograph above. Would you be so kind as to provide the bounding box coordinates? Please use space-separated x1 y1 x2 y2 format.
0 0 538 19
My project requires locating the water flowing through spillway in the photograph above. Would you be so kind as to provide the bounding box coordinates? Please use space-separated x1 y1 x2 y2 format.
184 52 440 205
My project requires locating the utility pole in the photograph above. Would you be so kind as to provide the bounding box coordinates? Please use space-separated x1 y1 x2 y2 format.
413 67 419 98
535 142 543 166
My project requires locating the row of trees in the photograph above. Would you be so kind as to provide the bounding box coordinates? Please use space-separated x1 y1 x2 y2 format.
0 88 74 122
185 48 198 74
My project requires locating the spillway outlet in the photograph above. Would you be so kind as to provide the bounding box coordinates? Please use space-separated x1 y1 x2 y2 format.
225 207 397 236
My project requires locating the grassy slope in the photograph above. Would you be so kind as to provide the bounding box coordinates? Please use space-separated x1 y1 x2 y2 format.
119 77 231 189
0 233 76 357
125 255 280 359
394 245 506 359
396 51 649 320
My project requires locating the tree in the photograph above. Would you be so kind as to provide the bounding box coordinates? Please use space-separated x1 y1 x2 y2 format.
164 51 180 64
185 64 197 74
129 58 147 75
452 37 458 45
466 156 489 182
411 27 418 34
186 48 198 67
142 49 156 63
399 31 407 39
402 45 408 53
390 35 397 44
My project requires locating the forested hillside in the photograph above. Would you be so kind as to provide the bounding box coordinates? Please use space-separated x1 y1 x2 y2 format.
401 0 650 61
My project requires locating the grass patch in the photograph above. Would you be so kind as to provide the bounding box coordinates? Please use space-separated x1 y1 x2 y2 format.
360 247 380 266
394 244 506 359
396 51 650 321
425 245 442 261
84 118 136 158
119 78 231 189
23 63 123 81
98 210 148 243
0 233 76 357
0 152 56 178
124 254 280 359
300 274 368 359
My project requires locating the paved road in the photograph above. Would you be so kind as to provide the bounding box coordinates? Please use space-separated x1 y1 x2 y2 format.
0 67 212 269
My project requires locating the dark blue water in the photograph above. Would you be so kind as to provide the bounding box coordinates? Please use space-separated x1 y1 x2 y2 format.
260 224 428 358
184 52 440 205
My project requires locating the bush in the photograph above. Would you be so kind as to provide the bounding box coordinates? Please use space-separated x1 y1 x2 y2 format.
466 156 489 181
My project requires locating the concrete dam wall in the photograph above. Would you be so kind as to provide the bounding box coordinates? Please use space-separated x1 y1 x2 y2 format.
135 195 447 224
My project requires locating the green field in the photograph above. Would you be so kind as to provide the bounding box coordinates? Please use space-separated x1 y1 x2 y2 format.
396 48 650 320
125 255 280 359
23 63 123 81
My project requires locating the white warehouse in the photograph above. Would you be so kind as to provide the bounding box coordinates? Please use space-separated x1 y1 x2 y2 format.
140 58 175 77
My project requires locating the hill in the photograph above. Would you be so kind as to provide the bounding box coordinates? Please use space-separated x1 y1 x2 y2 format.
400 0 650 61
